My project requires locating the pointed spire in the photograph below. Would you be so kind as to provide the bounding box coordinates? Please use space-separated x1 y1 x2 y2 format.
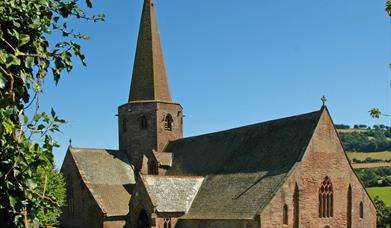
129 0 172 102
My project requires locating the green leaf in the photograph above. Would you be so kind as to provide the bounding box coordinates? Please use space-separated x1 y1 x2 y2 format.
2 118 15 134
4 54 21 68
18 34 30 47
25 56 34 68
8 196 16 211
0 75 7 89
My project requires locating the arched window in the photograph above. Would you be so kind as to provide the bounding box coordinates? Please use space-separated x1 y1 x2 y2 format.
347 185 352 228
283 204 288 225
293 184 299 228
140 115 148 130
137 210 150 228
163 218 172 228
319 176 333 218
359 202 364 219
164 114 173 131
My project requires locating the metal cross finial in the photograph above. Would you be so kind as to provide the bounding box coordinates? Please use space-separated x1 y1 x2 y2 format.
69 138 72 146
321 95 327 106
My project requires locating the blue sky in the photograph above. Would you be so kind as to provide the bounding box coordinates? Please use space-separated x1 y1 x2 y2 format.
38 0 391 166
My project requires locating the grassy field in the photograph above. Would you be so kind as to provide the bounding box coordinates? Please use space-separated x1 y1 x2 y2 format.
337 129 369 133
352 163 391 169
347 151 391 161
367 186 391 207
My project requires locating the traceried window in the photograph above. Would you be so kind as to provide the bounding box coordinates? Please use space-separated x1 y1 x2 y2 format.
360 202 364 219
319 176 333 218
140 115 148 130
283 204 288 225
163 218 172 228
164 114 173 131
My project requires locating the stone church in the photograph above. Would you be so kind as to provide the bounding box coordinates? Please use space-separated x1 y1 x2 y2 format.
60 0 377 227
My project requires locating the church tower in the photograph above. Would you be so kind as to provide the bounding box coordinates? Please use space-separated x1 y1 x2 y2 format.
118 0 183 173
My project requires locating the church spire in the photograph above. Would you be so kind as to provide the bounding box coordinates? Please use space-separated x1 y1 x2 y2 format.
129 0 172 102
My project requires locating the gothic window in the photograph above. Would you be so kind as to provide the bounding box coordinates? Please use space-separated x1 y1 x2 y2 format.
164 114 173 131
163 218 172 228
140 115 148 130
319 176 333 218
359 202 364 219
283 204 288 225
347 185 352 228
293 184 299 228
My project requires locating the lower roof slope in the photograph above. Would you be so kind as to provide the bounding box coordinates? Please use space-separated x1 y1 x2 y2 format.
165 110 322 219
69 147 136 217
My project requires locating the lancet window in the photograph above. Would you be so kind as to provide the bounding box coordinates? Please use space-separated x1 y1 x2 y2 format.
163 218 172 228
283 204 288 225
164 114 173 131
140 115 148 130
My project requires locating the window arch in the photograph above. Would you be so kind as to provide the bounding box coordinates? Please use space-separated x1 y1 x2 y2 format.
164 114 173 131
319 176 333 218
163 218 172 228
359 201 364 219
140 115 148 130
283 204 288 225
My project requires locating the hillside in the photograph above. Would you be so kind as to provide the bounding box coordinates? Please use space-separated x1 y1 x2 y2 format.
337 125 391 206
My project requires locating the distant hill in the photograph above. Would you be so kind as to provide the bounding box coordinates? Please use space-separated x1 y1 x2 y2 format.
337 126 391 152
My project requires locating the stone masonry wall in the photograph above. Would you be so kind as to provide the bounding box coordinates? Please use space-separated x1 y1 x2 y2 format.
260 109 377 228
118 101 182 172
60 152 104 228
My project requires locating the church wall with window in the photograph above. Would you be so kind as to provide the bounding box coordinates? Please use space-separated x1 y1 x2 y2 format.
60 152 104 228
260 109 376 228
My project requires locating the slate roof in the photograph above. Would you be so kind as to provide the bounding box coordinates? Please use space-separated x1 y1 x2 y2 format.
141 175 204 213
165 110 323 219
69 147 136 217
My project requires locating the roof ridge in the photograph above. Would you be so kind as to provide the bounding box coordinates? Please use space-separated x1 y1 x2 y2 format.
167 110 321 145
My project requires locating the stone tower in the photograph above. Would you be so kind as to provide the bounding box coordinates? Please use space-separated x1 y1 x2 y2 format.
118 0 183 173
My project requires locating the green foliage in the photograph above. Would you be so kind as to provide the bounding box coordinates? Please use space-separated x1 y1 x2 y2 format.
356 167 391 187
339 129 391 152
387 0 391 17
0 0 103 226
373 196 391 228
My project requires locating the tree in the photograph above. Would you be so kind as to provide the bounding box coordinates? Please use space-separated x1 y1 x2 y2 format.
0 0 103 226
373 196 391 228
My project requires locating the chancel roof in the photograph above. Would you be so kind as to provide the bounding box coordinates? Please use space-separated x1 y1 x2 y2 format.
69 147 136 217
165 110 323 219
141 175 204 213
